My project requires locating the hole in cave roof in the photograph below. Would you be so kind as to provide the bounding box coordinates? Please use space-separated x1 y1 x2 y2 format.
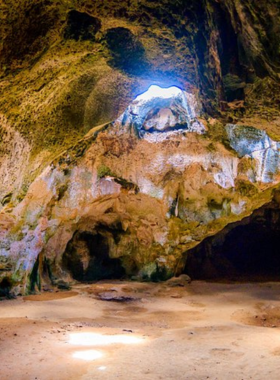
115 83 205 137
134 85 184 102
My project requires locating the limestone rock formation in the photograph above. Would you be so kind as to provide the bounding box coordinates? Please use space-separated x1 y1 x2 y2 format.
1 86 280 294
227 124 280 183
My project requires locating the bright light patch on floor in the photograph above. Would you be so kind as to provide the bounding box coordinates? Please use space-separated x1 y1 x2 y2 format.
135 85 182 102
98 366 107 371
69 333 143 346
72 350 103 361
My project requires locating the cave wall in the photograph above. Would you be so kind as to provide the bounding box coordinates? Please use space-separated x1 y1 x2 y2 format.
1 101 280 294
1 1 280 293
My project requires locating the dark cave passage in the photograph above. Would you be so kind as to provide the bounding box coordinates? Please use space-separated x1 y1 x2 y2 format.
184 203 280 281
63 231 125 282
0 277 13 298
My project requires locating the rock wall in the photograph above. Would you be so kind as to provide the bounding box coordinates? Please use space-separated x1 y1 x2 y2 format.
1 88 280 294
0 0 280 294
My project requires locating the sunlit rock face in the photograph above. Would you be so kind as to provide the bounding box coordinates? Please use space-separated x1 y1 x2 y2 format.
1 84 280 294
227 125 280 183
116 85 205 137
0 115 31 204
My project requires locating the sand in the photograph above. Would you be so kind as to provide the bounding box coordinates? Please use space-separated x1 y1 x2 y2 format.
1 280 280 380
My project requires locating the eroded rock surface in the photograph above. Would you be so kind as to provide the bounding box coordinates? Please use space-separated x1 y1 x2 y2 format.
1 88 280 294
227 124 280 183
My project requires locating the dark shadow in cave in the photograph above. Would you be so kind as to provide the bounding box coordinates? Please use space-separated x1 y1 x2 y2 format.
64 10 101 41
105 27 149 75
212 1 247 102
63 231 125 282
29 254 40 292
0 277 13 298
184 203 280 282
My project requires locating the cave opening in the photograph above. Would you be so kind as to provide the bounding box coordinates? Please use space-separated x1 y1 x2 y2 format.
184 203 280 282
62 231 125 282
135 85 183 101
118 84 205 136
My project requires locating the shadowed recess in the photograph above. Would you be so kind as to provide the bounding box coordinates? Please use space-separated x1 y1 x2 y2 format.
62 231 125 282
184 203 280 281
0 277 13 298
105 27 149 75
64 10 102 41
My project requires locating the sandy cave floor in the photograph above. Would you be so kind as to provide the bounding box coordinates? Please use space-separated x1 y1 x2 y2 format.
1 280 280 380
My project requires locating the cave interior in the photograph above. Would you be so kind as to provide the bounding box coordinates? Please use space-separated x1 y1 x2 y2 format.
184 202 280 282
